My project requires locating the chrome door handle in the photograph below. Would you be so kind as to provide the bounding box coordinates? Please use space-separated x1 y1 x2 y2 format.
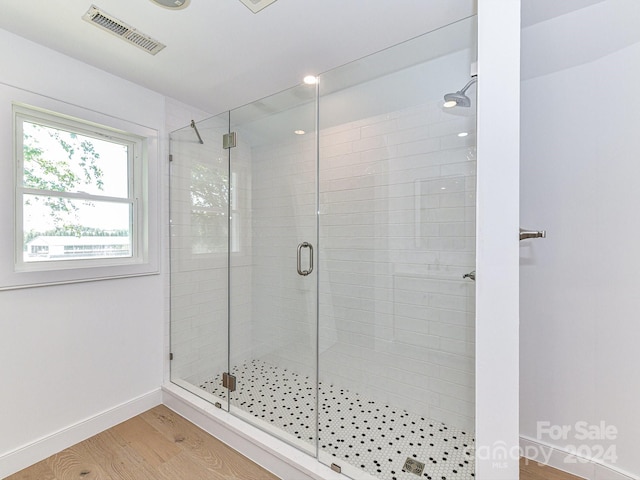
519 228 546 241
297 242 313 276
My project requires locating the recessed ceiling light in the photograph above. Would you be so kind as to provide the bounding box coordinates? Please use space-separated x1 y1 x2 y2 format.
303 75 318 85
294 130 306 135
150 0 190 10
458 132 469 137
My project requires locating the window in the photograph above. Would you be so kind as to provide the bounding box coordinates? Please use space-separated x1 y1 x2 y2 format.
11 103 156 283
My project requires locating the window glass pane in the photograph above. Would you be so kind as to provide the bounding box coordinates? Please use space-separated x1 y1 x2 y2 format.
22 194 132 262
190 160 229 254
22 121 129 198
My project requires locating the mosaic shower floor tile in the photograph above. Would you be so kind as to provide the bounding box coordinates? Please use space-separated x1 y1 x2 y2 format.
199 360 474 480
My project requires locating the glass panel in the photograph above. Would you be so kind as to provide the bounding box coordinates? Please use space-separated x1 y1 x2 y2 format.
22 195 132 262
22 120 130 198
317 17 477 479
228 83 318 454
169 113 230 409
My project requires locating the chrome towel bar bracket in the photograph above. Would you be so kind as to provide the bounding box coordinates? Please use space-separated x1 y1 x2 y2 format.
519 228 546 241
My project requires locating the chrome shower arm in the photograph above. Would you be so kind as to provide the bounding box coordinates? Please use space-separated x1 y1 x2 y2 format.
190 119 204 144
459 76 477 94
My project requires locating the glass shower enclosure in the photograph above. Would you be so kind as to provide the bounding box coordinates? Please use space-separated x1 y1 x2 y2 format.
170 16 477 480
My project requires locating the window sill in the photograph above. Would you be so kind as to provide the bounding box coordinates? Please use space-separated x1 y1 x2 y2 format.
0 264 160 291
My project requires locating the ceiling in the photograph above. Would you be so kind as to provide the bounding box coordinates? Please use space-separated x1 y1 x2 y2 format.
0 0 606 115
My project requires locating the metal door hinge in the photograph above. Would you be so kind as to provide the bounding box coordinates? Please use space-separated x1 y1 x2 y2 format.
169 352 174 360
222 372 236 392
223 132 237 149
169 154 173 162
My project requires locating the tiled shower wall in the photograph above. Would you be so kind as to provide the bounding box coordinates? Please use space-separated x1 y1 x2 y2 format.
317 101 476 432
170 55 476 431
246 99 476 431
170 115 255 387
169 116 229 385
249 136 318 378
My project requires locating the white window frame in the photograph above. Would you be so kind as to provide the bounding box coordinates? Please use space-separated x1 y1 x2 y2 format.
1 101 159 290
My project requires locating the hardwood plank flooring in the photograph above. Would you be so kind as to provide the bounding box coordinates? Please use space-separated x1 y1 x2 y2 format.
6 459 56 480
7 405 279 480
8 406 585 480
520 457 585 480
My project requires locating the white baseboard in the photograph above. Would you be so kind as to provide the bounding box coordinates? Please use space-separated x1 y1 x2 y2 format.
0 388 162 479
520 436 638 480
162 382 351 480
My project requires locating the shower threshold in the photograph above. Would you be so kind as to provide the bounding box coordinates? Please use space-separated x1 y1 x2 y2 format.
196 360 475 480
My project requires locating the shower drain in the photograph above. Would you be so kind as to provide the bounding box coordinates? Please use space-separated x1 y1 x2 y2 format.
403 458 426 476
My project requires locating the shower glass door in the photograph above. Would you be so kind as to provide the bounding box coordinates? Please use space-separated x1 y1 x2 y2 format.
169 15 477 480
317 17 477 479
227 83 318 453
169 112 230 410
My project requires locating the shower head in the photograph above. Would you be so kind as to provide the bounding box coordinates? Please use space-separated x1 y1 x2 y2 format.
443 76 477 108
444 91 471 108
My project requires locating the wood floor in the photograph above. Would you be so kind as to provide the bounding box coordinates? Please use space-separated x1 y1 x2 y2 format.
6 405 279 480
8 406 584 480
520 457 585 480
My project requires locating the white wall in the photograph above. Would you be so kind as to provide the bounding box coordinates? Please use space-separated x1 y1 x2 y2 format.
520 1 640 478
475 1 521 479
0 29 165 477
317 93 477 431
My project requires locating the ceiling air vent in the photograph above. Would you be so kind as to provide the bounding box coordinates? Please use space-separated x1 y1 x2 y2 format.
238 0 278 13
82 5 166 55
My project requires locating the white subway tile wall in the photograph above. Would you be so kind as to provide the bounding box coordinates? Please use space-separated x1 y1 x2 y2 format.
170 99 476 431
248 133 318 379
318 100 476 432
228 137 255 370
169 115 233 387
165 99 213 384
